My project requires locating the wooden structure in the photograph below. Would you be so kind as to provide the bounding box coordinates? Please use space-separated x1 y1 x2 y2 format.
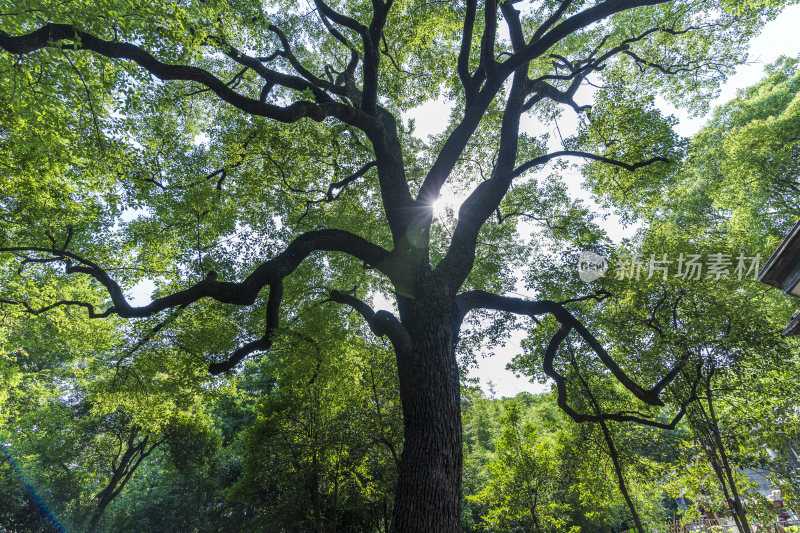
759 219 800 336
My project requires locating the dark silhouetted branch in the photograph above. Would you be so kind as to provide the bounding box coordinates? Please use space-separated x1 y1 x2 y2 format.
0 24 374 130
513 151 668 178
0 229 393 319
456 290 687 408
208 282 283 374
326 290 411 354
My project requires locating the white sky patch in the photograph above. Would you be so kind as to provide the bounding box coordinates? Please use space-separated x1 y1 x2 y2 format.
193 132 211 147
405 96 454 139
431 196 447 217
128 279 156 306
119 207 149 223
661 4 800 138
430 181 466 218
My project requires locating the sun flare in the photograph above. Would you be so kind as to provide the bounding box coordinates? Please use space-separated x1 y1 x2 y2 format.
431 188 462 217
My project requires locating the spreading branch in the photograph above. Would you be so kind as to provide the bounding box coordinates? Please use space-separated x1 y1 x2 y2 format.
326 290 411 355
208 282 283 374
0 297 114 319
455 290 685 408
513 150 669 178
436 150 667 293
0 229 393 319
0 24 375 131
478 0 499 79
416 0 670 208
297 161 378 224
457 0 478 105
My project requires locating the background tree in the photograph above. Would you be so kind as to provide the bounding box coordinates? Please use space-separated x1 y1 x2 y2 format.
509 54 800 530
461 391 671 532
0 337 214 532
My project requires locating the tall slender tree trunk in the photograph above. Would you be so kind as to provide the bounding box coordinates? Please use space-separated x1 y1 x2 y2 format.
86 430 154 533
391 293 463 533
531 510 542 533
86 489 115 533
701 388 751 533
382 496 390 533
309 453 325 533
689 373 751 533
570 355 645 533
598 419 645 533
704 447 746 532
331 474 338 533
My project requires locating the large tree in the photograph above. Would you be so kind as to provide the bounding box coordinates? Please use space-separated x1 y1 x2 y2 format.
0 0 792 529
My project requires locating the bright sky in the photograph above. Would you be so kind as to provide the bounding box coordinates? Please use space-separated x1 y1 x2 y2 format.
403 5 800 398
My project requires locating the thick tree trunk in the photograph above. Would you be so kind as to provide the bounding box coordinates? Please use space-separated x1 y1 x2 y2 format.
391 296 463 533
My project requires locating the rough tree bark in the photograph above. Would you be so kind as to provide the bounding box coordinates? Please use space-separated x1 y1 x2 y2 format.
389 273 463 531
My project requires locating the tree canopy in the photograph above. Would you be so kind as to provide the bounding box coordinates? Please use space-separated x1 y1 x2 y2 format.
1 0 799 531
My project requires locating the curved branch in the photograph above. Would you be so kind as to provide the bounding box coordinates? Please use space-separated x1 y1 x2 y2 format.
297 160 378 224
513 150 669 178
208 282 283 374
0 24 374 130
457 0 478 105
313 0 368 38
479 0 499 78
459 290 700 427
549 349 701 429
456 290 684 407
434 150 667 291
0 229 393 319
208 34 340 103
523 74 590 114
416 0 670 207
502 0 671 75
326 290 411 354
314 6 362 104
530 0 574 43
322 160 378 202
0 298 114 319
266 24 350 99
